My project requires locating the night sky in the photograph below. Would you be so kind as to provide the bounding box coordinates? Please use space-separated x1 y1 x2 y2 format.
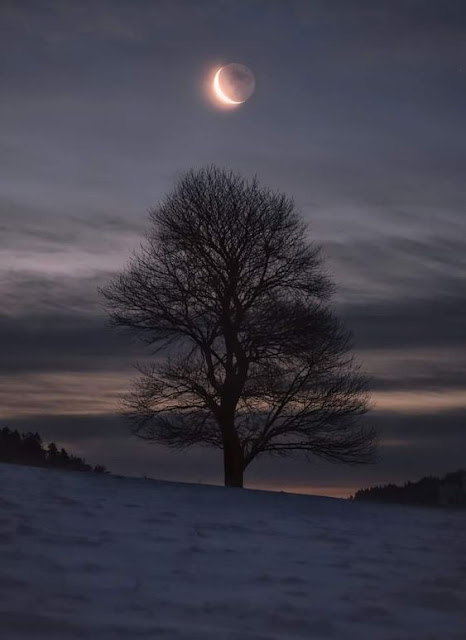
2 1 465 496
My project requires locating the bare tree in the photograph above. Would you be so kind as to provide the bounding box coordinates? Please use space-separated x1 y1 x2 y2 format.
101 167 376 487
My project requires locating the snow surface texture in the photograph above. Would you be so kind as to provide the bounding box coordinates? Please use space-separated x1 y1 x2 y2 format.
0 463 465 639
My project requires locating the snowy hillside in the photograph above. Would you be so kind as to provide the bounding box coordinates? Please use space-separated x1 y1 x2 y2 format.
0 463 465 639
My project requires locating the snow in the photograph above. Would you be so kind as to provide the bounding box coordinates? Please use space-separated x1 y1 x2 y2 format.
0 463 465 639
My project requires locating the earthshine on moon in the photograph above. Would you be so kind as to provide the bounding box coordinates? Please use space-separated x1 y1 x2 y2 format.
212 63 255 108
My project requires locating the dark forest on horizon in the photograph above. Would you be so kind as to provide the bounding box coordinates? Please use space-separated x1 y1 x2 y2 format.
0 427 108 474
353 470 466 508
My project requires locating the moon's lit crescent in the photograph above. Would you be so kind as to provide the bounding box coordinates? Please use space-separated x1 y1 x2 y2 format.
213 67 244 105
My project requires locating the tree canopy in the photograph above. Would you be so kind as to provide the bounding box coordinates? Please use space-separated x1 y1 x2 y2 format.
102 167 376 487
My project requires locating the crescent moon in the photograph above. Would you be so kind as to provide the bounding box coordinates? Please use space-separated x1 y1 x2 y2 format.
213 67 244 105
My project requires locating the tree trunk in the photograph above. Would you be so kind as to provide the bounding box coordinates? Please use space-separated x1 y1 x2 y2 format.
223 438 244 488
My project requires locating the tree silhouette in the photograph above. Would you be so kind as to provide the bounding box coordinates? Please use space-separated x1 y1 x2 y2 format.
353 470 466 507
101 167 376 487
47 441 59 466
0 427 108 474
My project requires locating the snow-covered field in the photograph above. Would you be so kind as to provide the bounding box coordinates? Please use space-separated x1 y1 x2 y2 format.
0 463 465 639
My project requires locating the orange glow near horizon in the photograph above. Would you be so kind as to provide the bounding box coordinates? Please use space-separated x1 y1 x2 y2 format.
372 389 466 413
2 369 466 419
249 482 356 499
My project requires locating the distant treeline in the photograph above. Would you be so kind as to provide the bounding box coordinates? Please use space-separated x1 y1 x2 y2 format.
352 470 466 507
0 427 108 474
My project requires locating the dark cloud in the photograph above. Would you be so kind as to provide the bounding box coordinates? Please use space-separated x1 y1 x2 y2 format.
341 295 466 350
0 288 464 397
0 312 144 374
373 409 466 441
367 365 466 394
0 272 103 315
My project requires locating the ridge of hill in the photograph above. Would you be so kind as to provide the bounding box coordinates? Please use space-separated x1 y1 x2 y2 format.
0 463 465 639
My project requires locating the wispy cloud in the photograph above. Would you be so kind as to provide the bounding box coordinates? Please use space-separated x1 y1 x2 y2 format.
0 371 127 418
